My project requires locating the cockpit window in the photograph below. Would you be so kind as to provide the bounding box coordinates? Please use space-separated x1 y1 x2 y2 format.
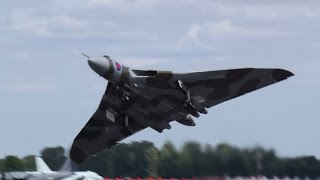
103 55 111 60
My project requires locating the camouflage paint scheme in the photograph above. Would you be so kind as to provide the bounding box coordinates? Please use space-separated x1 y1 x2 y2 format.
70 55 294 164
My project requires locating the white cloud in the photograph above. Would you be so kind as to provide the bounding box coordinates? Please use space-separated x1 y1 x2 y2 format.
179 24 216 50
50 15 87 30
85 0 161 14
5 12 89 37
203 20 294 39
4 9 52 36
2 6 159 40
178 20 295 50
242 4 319 20
197 1 320 20
186 24 201 44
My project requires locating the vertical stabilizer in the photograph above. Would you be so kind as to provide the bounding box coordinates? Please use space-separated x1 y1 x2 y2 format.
35 157 52 172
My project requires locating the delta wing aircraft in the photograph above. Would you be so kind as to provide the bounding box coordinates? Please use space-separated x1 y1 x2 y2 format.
70 54 294 164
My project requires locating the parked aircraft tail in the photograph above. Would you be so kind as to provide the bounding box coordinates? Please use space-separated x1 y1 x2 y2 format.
35 156 79 173
35 156 52 172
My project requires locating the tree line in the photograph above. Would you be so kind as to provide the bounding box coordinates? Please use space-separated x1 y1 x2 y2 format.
0 141 319 178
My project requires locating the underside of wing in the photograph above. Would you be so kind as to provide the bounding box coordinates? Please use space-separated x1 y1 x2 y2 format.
70 83 147 164
170 68 294 108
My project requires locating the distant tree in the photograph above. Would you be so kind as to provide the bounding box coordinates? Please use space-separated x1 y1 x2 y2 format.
176 150 193 178
202 144 220 176
41 146 66 170
3 156 25 171
216 143 236 175
99 149 116 177
302 156 320 178
145 146 159 177
23 155 36 171
0 159 5 171
240 148 259 177
129 141 156 177
283 156 320 178
2 141 320 178
181 141 206 177
94 149 116 177
157 141 179 178
112 143 135 177
80 149 113 178
258 148 282 178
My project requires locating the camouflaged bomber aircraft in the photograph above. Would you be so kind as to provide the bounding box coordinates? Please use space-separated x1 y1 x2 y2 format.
70 54 294 164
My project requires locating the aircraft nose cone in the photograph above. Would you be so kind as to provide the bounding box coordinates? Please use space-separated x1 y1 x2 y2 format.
88 59 109 76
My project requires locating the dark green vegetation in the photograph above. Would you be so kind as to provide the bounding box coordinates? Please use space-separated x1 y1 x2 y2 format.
1 141 319 178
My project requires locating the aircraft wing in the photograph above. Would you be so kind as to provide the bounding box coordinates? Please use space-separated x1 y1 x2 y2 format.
70 81 191 164
70 83 149 164
169 68 294 108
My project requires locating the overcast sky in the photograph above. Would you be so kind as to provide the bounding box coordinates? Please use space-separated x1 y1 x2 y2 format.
0 0 319 159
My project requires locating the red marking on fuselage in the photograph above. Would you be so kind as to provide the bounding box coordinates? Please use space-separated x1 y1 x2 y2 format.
115 62 121 71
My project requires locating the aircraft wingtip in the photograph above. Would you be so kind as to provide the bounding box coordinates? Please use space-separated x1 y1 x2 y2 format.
273 69 294 81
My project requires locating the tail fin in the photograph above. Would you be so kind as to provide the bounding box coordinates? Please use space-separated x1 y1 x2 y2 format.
59 158 79 172
35 157 52 172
